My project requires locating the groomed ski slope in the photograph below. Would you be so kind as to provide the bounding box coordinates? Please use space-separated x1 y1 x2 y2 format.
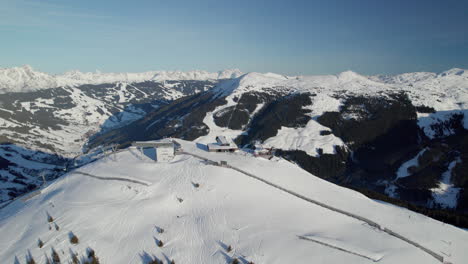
0 140 467 263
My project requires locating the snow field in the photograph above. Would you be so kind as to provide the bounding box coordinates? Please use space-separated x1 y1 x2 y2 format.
2 141 466 263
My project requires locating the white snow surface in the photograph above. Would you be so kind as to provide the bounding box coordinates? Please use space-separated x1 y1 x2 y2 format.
1 140 467 264
431 159 462 209
196 67 468 155
396 148 428 179
263 120 345 156
213 68 467 112
418 110 468 139
0 65 243 93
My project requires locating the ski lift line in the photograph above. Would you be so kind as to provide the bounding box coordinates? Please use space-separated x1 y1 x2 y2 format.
176 149 445 263
297 235 382 262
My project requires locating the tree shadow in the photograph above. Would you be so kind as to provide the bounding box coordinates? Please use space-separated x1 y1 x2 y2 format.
219 250 234 263
139 250 161 264
217 240 230 252
43 253 51 264
154 225 164 234
238 255 252 264
69 248 79 262
162 252 172 264
25 250 35 263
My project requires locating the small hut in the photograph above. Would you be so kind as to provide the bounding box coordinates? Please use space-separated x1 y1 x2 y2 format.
132 139 175 162
207 136 238 152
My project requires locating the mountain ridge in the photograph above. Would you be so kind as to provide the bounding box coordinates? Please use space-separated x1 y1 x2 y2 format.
2 65 467 95
1 65 467 226
0 65 243 93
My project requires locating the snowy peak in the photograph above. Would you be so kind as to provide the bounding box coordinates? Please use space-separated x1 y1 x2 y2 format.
237 72 288 87
212 72 284 97
213 70 382 99
216 69 243 79
0 65 59 93
439 68 467 77
0 66 243 93
370 68 468 85
151 69 243 82
336 70 366 81
370 72 437 84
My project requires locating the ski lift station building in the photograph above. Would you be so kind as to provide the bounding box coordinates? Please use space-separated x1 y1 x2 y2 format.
207 136 238 152
132 139 175 162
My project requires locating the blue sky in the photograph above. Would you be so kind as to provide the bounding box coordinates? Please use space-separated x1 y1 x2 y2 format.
1 0 467 75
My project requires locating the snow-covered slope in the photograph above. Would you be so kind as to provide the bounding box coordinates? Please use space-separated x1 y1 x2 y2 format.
215 68 467 111
2 66 467 226
199 68 467 156
0 65 243 93
204 70 467 210
1 140 466 264
87 67 467 215
0 77 230 204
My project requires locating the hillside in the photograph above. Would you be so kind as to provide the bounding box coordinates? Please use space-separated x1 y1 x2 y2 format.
0 65 242 94
1 66 467 228
0 67 242 204
89 68 468 216
1 140 467 264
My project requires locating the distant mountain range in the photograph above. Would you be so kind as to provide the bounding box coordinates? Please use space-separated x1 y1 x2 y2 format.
1 66 467 225
0 65 243 93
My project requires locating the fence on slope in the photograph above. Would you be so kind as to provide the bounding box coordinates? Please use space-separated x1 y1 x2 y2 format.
0 147 132 211
176 149 445 263
73 171 150 186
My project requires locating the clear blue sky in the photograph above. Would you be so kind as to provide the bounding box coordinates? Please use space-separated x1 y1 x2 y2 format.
1 0 467 75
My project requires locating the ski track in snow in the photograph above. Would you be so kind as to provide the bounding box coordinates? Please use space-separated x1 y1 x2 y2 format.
1 141 467 263
431 159 462 209
179 147 446 263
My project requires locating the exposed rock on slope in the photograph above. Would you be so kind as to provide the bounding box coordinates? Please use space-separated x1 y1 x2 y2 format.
89 69 468 219
0 71 238 203
1 66 467 223
1 140 467 263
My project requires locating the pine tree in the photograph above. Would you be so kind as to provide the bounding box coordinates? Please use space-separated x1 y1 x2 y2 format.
51 248 60 264
70 234 79 244
38 239 44 248
71 252 79 264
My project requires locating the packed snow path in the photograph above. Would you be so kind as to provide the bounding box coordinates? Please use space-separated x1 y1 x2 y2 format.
298 235 383 262
73 171 151 186
177 147 445 263
1 140 466 263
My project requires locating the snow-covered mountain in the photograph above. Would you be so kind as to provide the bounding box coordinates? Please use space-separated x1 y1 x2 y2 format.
0 68 243 203
1 66 467 229
89 68 468 218
0 65 243 93
1 140 467 264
